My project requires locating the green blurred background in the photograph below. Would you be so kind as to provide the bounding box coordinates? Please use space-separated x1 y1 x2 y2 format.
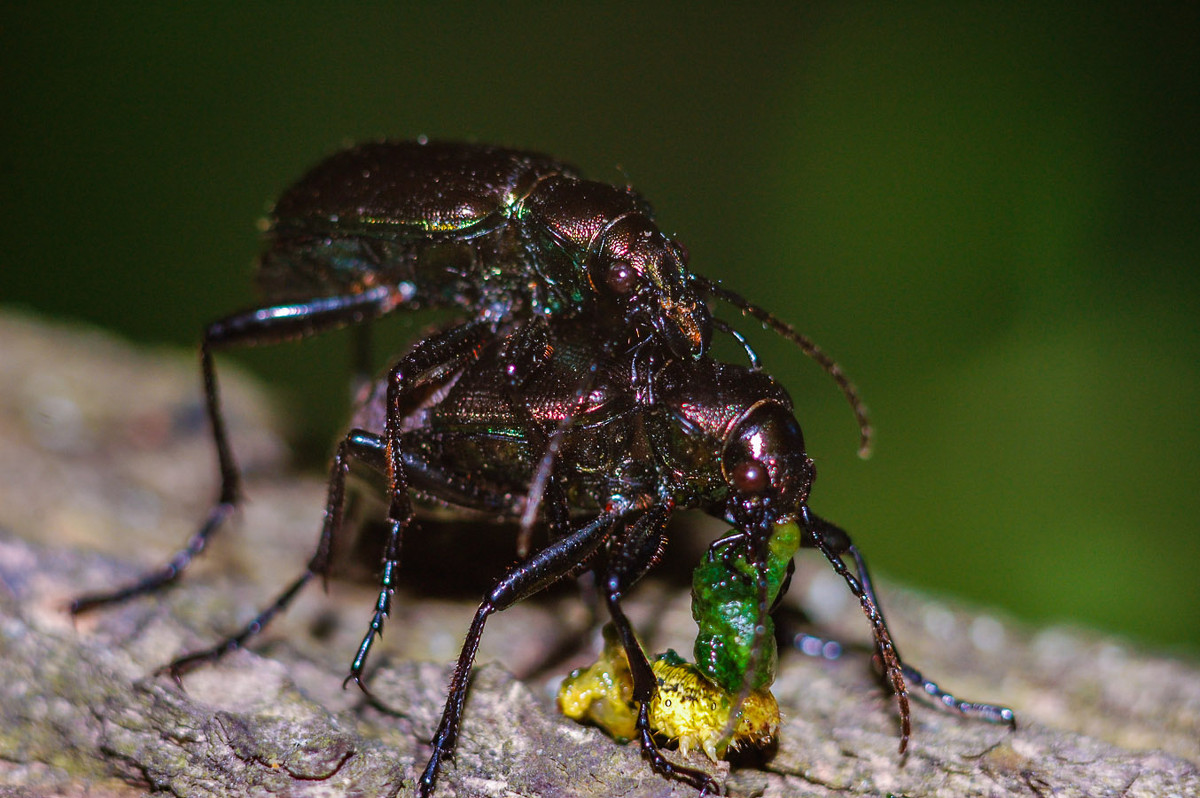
3 5 1197 652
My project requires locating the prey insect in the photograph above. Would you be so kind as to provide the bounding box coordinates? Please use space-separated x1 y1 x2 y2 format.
562 518 1016 767
68 140 871 614
151 320 1013 796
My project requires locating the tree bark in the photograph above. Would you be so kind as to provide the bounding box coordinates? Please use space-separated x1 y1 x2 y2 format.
1 309 1196 797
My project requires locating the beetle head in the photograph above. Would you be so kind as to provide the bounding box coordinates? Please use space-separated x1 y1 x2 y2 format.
595 216 711 360
720 400 814 536
656 360 813 534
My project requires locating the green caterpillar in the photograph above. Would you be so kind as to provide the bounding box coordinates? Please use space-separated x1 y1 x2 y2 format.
558 521 801 757
691 521 802 692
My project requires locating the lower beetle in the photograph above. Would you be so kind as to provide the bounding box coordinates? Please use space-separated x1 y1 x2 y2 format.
152 318 1012 795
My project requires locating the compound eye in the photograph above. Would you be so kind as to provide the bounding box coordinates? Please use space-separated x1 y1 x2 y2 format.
606 259 636 295
731 459 769 494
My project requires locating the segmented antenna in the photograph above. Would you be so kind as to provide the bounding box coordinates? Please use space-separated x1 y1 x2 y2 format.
712 317 762 371
696 276 872 458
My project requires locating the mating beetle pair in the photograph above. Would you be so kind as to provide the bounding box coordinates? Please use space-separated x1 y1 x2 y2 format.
71 140 1013 796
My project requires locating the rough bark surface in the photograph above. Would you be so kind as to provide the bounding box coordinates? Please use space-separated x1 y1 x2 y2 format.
1 309 1197 798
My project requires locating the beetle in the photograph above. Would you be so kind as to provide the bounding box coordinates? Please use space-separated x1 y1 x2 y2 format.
155 318 1012 796
558 622 783 763
69 140 871 614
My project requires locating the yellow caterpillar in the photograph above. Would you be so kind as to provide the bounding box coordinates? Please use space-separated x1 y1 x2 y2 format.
559 625 779 761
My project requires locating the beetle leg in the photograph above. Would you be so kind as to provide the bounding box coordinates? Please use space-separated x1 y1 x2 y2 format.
772 556 795 613
346 319 496 691
69 286 407 614
803 511 1016 728
801 506 911 753
711 317 762 371
492 317 575 555
845 543 1017 728
154 430 384 682
202 285 409 503
418 509 622 798
599 500 722 794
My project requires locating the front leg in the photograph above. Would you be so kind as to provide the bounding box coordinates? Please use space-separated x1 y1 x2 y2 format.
418 508 623 798
806 512 1016 729
800 505 911 752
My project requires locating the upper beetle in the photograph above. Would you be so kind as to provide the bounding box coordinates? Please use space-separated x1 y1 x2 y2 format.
259 139 711 357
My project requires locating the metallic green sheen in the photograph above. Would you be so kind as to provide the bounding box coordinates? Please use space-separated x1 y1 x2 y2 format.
691 522 801 692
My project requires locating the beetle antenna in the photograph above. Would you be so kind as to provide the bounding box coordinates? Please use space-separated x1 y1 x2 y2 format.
694 276 872 458
712 317 762 371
